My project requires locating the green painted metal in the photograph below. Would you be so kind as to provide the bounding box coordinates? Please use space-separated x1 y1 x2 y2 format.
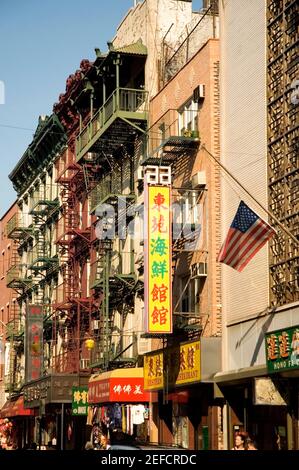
76 87 148 162
9 114 67 195
6 213 34 240
114 40 147 56
6 265 32 289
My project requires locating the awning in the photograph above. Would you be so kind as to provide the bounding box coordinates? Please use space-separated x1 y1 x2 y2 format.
167 391 189 404
0 396 35 418
88 367 150 404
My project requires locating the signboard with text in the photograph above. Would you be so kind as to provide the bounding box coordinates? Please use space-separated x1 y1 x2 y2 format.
265 325 299 373
88 377 150 403
72 387 88 415
144 340 201 390
25 305 43 382
144 184 172 333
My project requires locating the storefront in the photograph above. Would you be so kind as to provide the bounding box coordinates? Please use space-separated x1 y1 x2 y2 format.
0 395 35 449
215 325 299 450
144 337 222 450
23 373 89 450
88 367 150 448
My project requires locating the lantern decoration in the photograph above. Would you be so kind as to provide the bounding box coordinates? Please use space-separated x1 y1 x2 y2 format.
85 338 95 350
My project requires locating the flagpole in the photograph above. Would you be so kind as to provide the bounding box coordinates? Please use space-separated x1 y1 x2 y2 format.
202 145 299 247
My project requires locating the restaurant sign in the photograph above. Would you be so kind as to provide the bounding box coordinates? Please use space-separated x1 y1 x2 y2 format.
88 377 150 404
144 184 172 334
72 387 88 415
25 305 43 382
144 340 200 391
265 325 299 373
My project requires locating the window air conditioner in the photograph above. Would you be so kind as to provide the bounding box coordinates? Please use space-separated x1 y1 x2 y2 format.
191 171 206 189
193 84 205 102
190 262 207 278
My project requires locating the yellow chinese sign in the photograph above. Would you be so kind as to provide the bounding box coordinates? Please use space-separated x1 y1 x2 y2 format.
145 185 172 333
143 340 200 390
144 351 164 390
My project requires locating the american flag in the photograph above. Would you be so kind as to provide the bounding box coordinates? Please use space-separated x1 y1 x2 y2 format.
218 201 276 272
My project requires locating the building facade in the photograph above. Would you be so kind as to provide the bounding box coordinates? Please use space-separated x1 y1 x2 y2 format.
218 0 299 450
0 0 222 450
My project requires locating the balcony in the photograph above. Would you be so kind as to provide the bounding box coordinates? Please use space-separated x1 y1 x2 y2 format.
4 374 24 394
29 185 60 218
5 319 24 339
28 241 58 272
6 265 32 289
90 173 135 214
90 251 135 290
76 87 148 162
142 108 200 166
6 213 34 240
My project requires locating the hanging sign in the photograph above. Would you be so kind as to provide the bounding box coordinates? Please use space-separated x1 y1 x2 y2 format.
144 184 172 334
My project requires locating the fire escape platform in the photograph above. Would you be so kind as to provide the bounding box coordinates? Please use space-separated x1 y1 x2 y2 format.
76 87 148 162
141 135 200 166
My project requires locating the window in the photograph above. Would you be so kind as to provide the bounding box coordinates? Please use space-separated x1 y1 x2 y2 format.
178 99 199 137
180 276 200 314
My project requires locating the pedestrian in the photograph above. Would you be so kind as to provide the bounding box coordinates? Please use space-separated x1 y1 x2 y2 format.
99 434 110 450
232 433 246 450
85 441 94 451
246 438 258 450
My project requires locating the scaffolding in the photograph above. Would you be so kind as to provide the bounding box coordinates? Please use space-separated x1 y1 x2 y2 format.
267 0 299 306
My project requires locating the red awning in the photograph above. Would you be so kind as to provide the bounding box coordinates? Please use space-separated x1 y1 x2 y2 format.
166 391 189 403
88 367 150 404
0 396 34 418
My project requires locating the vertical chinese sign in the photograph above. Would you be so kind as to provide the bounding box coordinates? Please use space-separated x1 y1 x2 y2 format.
72 387 88 415
144 185 172 333
26 305 43 382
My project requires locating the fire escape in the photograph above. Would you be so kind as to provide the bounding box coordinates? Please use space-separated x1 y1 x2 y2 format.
267 0 299 306
53 148 99 373
76 41 148 370
5 213 33 395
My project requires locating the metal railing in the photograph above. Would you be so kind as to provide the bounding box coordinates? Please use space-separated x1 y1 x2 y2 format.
6 265 31 288
76 87 148 158
90 251 135 288
148 109 200 156
29 184 59 214
90 173 134 213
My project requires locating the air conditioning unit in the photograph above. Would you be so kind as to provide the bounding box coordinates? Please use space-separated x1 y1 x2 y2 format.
191 171 206 189
92 320 100 331
190 262 207 278
80 358 90 369
193 84 205 102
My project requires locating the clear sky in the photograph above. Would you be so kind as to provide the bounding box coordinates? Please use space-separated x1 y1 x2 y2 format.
0 0 136 216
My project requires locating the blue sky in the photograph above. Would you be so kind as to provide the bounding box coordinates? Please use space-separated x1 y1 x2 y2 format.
0 0 135 215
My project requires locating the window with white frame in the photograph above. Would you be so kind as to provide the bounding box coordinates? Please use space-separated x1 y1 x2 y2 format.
178 99 198 137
